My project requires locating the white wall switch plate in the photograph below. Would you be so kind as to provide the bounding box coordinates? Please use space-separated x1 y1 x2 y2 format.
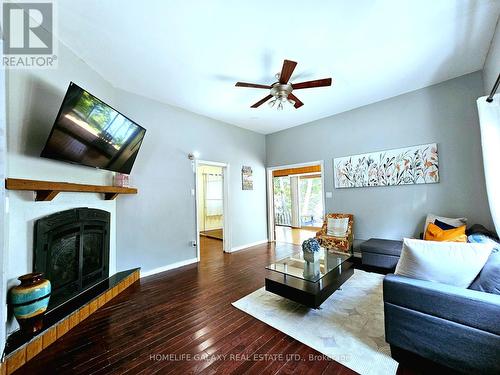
325 192 333 198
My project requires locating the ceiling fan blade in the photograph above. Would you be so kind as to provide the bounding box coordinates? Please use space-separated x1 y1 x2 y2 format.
279 60 298 84
292 78 332 90
251 94 273 108
235 82 271 89
288 93 304 109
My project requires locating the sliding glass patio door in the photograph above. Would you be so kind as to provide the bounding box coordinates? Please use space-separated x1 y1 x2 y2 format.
273 174 323 228
273 176 292 226
298 175 324 228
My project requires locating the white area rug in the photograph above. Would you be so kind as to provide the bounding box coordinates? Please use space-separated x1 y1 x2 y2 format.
232 270 398 375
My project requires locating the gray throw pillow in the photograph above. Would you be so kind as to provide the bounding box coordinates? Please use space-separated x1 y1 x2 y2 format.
469 250 500 295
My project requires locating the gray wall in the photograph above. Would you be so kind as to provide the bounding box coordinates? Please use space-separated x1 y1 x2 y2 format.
483 17 499 94
5 36 268 336
267 71 494 241
5 40 118 334
5 37 268 280
112 89 267 273
7 43 116 185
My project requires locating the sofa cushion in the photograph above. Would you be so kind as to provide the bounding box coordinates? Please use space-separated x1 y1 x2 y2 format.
469 250 500 295
466 224 499 239
384 274 500 336
468 233 500 250
424 223 467 242
433 219 457 230
395 238 492 288
424 214 467 234
360 238 403 256
384 303 500 374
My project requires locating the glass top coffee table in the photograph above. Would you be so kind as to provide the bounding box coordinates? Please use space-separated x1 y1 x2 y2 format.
265 248 353 308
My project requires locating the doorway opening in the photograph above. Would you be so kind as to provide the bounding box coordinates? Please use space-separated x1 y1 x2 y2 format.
195 161 230 259
267 162 325 246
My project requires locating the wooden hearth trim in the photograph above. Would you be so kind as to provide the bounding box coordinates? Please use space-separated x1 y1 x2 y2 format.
2 269 140 375
5 178 137 201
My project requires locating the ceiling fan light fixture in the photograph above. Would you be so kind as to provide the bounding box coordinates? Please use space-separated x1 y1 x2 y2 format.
236 59 332 110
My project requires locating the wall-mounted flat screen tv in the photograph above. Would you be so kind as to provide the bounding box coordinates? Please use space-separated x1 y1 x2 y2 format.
41 82 146 174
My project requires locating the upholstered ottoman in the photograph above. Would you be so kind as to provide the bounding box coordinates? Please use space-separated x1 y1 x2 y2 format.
360 238 403 269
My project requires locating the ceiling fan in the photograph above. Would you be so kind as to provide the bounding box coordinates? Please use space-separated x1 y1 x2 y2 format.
235 59 332 110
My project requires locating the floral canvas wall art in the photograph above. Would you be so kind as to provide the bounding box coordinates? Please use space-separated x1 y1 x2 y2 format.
334 143 439 188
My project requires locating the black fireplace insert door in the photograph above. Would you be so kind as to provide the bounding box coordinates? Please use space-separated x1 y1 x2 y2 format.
34 208 110 311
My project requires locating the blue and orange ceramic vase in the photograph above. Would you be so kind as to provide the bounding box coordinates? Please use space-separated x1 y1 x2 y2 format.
10 273 51 334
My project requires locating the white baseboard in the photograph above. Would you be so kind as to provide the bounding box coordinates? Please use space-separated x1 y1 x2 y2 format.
141 257 198 278
229 239 269 253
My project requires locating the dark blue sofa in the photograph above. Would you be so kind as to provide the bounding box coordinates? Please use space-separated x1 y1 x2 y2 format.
383 274 500 374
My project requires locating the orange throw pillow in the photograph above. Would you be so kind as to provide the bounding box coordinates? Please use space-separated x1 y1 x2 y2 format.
424 223 467 242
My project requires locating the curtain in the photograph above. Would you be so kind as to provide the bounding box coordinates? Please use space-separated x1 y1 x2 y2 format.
477 94 500 235
204 173 223 216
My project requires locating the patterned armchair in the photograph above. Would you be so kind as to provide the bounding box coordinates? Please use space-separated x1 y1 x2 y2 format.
316 213 354 253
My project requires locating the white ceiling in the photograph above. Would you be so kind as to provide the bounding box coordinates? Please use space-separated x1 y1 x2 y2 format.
57 1 500 134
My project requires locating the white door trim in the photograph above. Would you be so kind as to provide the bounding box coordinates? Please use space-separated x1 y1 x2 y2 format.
195 159 231 260
266 160 325 242
0 51 6 353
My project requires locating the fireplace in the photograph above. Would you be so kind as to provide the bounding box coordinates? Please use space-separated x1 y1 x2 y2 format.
34 208 110 311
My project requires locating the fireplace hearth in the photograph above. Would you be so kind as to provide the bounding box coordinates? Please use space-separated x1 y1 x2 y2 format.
3 207 139 374
34 208 110 311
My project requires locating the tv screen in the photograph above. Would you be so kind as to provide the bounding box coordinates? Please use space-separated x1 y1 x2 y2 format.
41 82 146 174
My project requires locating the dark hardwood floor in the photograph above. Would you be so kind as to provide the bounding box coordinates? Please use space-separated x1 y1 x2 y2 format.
14 238 414 375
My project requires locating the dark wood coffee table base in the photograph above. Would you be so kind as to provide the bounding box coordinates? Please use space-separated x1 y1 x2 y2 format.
265 258 354 308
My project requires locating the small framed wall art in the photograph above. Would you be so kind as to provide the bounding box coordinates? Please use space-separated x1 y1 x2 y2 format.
242 166 253 190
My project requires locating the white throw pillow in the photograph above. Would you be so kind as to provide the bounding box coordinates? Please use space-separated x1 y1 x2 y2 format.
423 214 467 234
327 217 348 237
395 238 492 288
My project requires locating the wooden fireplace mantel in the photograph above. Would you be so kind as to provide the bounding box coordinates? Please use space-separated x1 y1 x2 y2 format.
5 178 137 201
